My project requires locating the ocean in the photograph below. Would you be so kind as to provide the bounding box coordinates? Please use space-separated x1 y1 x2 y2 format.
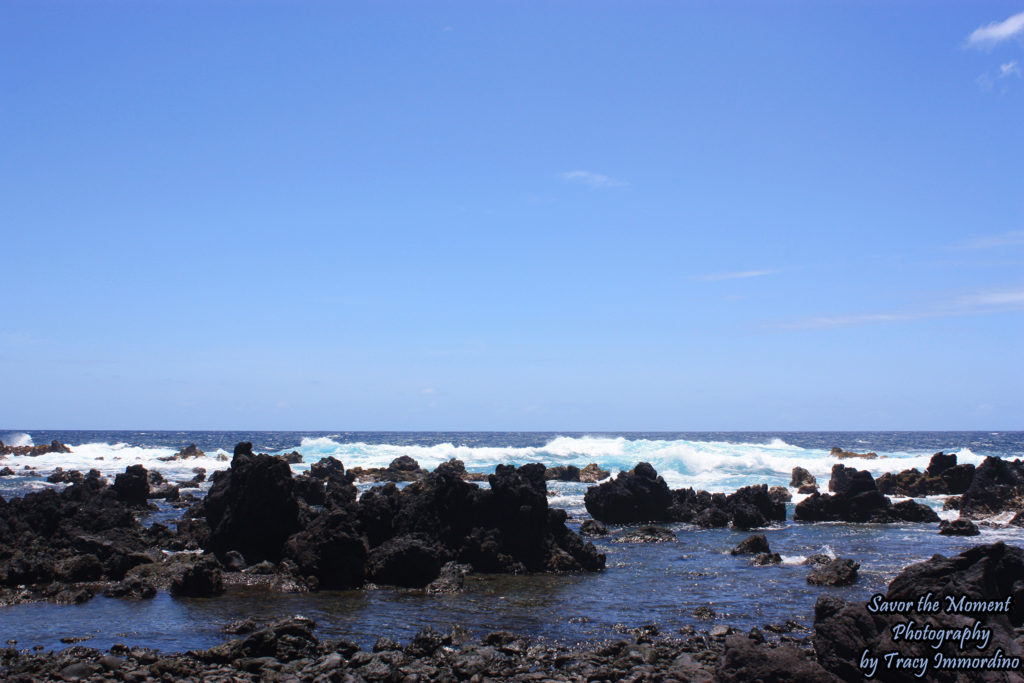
1 430 1023 653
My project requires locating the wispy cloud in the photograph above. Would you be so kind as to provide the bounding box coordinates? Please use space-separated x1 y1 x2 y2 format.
419 387 438 395
967 11 1024 48
559 170 629 189
953 230 1024 249
956 289 1024 307
1001 60 1022 77
784 287 1024 329
694 269 778 282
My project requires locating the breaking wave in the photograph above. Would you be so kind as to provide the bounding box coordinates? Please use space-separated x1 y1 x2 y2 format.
0 434 995 493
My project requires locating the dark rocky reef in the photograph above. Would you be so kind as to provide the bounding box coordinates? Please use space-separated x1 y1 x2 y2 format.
200 445 604 589
875 452 975 497
584 463 785 529
794 465 939 524
0 468 161 598
0 440 72 458
814 542 1024 681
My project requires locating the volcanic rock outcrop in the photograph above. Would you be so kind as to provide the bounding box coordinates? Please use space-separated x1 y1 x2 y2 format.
201 445 604 589
794 465 939 523
584 463 785 529
875 452 975 497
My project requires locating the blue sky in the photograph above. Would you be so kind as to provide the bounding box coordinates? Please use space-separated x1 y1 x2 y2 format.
2 2 1022 430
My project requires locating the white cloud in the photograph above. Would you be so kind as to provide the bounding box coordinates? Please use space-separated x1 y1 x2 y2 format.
954 230 1024 249
419 388 438 395
967 11 1024 48
956 289 1024 307
785 287 1024 329
694 269 778 282
559 170 629 188
1001 60 1022 77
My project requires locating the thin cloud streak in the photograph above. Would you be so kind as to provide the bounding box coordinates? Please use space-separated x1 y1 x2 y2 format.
694 269 778 282
967 11 1024 48
952 230 1024 249
784 287 1024 329
559 170 629 188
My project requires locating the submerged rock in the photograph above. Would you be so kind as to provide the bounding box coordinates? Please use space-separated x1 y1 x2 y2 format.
730 534 770 555
613 525 676 543
829 446 878 460
806 558 859 586
938 518 980 536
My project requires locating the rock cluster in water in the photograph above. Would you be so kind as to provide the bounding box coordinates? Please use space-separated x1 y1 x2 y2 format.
0 440 72 458
0 442 605 606
583 462 786 529
195 443 605 589
794 464 939 523
876 451 976 497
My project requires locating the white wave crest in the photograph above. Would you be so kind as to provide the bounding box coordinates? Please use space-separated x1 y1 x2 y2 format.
1 432 34 447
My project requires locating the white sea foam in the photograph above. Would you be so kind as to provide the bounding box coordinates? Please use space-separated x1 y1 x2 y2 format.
1 441 231 484
0 434 1009 495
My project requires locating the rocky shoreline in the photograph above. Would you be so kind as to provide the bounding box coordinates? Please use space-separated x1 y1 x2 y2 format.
2 541 1022 681
3 441 1024 680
